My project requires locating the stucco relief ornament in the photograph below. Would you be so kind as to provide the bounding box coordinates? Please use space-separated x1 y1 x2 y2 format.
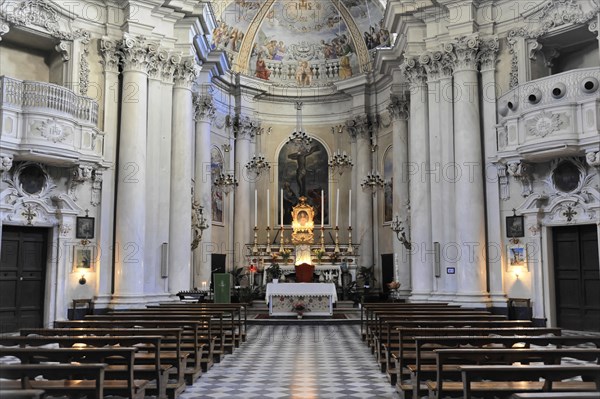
38 119 68 143
528 224 541 236
0 20 10 40
59 223 72 237
0 155 13 173
193 94 216 122
507 161 533 197
586 151 600 167
528 112 563 137
387 95 409 121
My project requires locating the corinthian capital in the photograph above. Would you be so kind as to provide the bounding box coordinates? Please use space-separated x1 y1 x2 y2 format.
100 38 120 73
388 95 409 121
118 34 151 73
174 56 200 88
444 35 480 72
346 114 372 141
400 57 427 87
194 94 216 122
477 36 500 72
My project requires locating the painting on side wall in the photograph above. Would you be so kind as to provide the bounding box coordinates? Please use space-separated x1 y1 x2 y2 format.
278 138 329 225
211 146 225 224
383 146 393 223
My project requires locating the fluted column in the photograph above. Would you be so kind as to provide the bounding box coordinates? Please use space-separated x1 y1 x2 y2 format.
112 35 149 306
388 94 411 297
96 39 119 309
347 115 374 273
145 45 167 295
479 38 506 308
233 116 258 266
447 36 489 305
403 58 433 301
421 52 444 297
193 93 216 287
168 57 198 294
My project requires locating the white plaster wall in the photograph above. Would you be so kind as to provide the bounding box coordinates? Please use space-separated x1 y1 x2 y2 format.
0 44 49 82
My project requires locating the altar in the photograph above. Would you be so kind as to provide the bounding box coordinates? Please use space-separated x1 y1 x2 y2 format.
265 282 338 316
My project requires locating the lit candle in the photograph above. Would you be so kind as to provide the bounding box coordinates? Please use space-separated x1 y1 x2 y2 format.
280 189 284 227
267 189 270 227
349 189 352 227
336 188 339 227
254 189 258 227
321 190 324 227
201 281 207 290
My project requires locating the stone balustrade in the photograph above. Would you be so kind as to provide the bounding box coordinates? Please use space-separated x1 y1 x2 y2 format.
0 76 104 163
263 59 342 85
495 67 600 162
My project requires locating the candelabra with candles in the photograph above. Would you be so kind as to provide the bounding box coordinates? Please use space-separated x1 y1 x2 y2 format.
320 226 325 252
214 172 238 194
347 226 353 254
334 226 340 253
252 226 259 254
288 130 313 152
245 155 270 178
361 172 385 195
391 215 412 250
328 150 354 176
265 226 272 253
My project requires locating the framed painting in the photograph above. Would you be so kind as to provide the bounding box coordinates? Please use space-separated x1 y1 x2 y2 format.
76 216 95 239
72 245 95 272
506 215 524 238
507 244 527 270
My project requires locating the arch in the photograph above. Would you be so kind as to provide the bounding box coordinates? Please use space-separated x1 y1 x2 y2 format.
277 134 330 226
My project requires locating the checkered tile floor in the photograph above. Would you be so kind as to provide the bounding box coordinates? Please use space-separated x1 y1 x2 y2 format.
180 324 400 399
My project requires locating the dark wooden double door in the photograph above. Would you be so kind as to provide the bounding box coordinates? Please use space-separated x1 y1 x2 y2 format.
0 226 48 333
553 224 600 331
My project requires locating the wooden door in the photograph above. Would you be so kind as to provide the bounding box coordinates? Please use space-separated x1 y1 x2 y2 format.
0 225 48 333
553 224 600 331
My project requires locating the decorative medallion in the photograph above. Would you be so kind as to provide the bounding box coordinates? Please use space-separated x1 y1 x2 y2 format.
527 112 563 137
38 119 69 143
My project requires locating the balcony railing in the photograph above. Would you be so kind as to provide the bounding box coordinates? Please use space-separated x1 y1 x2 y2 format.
0 76 98 126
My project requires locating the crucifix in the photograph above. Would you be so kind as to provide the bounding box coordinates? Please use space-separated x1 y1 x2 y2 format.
21 205 37 225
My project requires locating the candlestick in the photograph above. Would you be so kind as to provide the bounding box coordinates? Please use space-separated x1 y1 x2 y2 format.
334 226 340 253
279 225 285 253
320 226 325 252
321 189 324 227
267 189 270 227
280 189 283 227
347 226 353 254
252 226 258 254
254 189 257 227
335 188 339 227
266 226 272 253
348 189 352 227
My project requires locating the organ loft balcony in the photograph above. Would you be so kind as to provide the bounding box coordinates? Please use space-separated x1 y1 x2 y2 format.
0 76 104 165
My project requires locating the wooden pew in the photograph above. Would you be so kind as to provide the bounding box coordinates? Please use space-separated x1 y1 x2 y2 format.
0 390 45 399
148 303 248 344
52 320 201 388
511 392 600 398
427 347 600 399
460 365 600 399
1 335 170 399
0 347 147 399
0 363 106 399
384 327 561 388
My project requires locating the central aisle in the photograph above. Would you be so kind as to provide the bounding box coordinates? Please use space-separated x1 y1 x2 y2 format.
180 324 400 398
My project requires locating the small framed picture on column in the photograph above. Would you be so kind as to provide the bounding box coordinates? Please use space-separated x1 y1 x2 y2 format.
76 217 95 239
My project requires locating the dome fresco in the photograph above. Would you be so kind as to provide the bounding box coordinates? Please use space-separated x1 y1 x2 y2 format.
210 0 390 86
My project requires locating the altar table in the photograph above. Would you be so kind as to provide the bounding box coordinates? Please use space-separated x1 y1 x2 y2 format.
265 283 338 316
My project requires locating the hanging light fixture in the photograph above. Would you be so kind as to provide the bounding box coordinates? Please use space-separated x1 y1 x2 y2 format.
287 101 313 152
214 172 238 194
245 154 270 178
328 150 354 176
361 171 385 194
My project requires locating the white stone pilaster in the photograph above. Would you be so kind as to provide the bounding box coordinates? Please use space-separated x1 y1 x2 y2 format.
95 38 119 309
388 93 411 298
447 36 489 306
193 93 216 287
168 57 198 294
112 36 149 307
347 115 374 273
403 58 433 301
479 38 506 308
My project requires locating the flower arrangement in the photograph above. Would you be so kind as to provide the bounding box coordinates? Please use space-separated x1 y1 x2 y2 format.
387 281 401 290
280 248 292 262
312 248 326 263
292 301 307 313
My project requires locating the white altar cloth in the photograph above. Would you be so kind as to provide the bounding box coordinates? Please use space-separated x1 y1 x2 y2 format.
265 283 337 316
